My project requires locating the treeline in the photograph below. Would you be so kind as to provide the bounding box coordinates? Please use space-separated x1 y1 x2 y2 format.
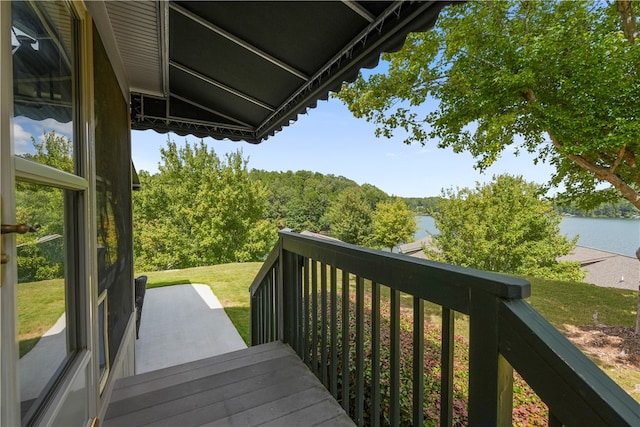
401 197 443 215
402 197 638 219
249 169 389 232
133 142 404 271
554 199 638 219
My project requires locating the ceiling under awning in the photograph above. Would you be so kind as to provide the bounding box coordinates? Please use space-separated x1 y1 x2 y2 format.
101 1 450 144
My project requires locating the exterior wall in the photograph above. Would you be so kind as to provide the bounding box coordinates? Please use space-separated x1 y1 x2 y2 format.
91 21 136 419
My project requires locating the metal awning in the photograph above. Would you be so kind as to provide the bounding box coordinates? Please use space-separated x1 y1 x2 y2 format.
97 1 450 144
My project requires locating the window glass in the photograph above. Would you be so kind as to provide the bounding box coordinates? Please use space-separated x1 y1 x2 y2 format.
12 0 76 171
16 183 78 422
11 1 80 423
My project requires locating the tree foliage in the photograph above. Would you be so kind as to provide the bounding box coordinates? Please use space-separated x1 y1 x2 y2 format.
16 131 73 282
372 198 416 251
133 140 276 271
337 0 640 211
250 169 388 232
426 175 584 281
326 187 373 246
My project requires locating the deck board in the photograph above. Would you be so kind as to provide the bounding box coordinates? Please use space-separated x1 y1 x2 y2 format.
103 341 354 426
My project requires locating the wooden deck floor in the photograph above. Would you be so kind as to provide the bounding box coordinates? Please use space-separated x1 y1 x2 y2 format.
103 340 354 426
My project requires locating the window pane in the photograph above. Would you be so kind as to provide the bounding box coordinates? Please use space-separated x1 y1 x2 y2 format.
16 182 77 421
12 0 75 171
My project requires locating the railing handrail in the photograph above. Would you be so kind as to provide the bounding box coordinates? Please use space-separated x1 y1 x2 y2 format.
250 230 640 426
281 230 530 311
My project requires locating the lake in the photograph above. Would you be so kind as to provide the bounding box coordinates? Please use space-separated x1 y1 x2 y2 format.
415 216 640 257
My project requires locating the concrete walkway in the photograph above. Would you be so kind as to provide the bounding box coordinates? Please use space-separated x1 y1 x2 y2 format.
136 284 247 374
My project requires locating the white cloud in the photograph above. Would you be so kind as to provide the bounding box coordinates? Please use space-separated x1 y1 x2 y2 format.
385 152 398 157
12 122 33 154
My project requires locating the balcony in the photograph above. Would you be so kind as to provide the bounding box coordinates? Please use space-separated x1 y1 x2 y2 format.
105 230 639 426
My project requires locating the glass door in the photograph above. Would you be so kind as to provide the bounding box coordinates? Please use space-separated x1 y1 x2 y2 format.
2 2 91 425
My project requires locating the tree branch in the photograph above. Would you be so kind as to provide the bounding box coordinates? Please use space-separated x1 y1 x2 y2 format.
617 0 638 44
548 132 640 209
610 145 626 174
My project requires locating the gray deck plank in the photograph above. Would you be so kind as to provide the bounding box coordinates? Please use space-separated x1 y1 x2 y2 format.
103 341 354 427
113 340 286 390
256 396 355 426
109 343 293 403
105 353 302 421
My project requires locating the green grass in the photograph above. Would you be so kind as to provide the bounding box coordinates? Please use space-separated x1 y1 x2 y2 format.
526 276 638 328
17 278 66 356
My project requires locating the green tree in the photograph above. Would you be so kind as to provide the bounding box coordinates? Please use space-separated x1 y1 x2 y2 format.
133 139 275 270
337 0 640 211
338 0 640 331
426 175 584 281
372 198 416 252
326 187 373 246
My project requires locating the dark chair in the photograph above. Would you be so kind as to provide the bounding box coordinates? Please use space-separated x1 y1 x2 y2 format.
134 275 148 339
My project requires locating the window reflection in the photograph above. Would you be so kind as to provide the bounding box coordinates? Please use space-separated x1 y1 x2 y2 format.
12 0 75 168
11 1 79 423
16 183 74 421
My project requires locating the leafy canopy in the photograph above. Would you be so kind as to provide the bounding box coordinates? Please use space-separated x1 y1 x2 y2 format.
337 0 640 210
372 198 416 252
133 139 276 271
326 187 373 246
426 175 583 281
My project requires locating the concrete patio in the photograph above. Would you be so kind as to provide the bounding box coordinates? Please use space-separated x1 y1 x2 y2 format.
136 284 247 374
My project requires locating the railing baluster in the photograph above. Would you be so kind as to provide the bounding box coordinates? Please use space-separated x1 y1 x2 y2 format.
321 263 329 386
413 296 424 426
341 271 350 414
303 258 310 364
259 285 265 343
330 266 338 398
390 288 400 426
273 268 278 341
311 260 318 376
265 275 271 342
250 292 258 345
371 282 381 427
355 276 365 426
441 307 454 426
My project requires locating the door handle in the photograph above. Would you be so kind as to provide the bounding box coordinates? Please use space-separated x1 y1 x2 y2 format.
1 223 41 234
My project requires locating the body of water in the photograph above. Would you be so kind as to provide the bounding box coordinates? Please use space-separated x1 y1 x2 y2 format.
415 216 640 257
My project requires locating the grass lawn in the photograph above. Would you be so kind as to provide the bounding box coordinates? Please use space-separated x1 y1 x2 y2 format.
17 278 65 357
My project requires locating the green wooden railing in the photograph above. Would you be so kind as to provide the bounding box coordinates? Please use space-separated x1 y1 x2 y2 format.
249 230 639 426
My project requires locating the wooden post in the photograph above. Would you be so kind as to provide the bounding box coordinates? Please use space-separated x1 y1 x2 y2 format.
468 290 513 426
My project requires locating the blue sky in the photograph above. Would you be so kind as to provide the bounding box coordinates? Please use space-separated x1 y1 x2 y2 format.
132 95 556 198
